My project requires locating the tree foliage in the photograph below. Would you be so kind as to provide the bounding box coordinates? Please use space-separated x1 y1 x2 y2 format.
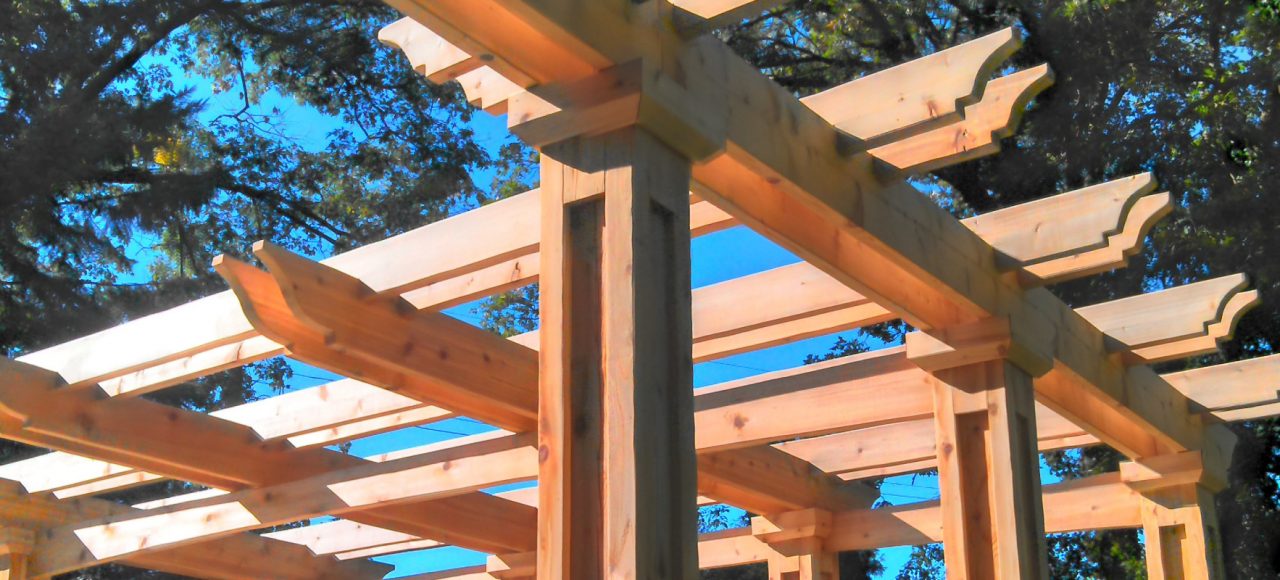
1 2 499 575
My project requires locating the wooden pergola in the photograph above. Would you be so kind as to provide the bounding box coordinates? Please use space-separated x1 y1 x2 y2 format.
0 1 1272 578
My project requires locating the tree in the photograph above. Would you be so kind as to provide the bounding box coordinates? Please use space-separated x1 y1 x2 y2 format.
718 0 1279 576
0 1 503 577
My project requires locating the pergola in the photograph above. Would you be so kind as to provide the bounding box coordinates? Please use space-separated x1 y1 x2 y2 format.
0 1 1273 578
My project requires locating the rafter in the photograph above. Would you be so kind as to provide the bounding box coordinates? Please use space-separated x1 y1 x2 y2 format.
14 140 1164 411
776 355 1280 480
404 471 1148 578
867 64 1054 173
0 482 386 580
6 275 1259 504
0 359 539 557
27 434 537 577
215 243 540 432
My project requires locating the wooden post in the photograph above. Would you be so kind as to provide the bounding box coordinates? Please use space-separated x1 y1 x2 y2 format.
1140 484 1226 580
754 509 839 580
538 126 698 578
0 528 34 580
1136 476 1223 576
906 318 1053 579
1120 446 1231 579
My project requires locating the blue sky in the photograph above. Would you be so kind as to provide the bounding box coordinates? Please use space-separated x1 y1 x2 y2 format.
138 42 1076 579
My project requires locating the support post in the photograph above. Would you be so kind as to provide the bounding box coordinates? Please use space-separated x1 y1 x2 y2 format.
0 529 34 580
1121 451 1230 580
754 509 839 580
906 318 1053 579
1139 484 1226 580
537 125 698 578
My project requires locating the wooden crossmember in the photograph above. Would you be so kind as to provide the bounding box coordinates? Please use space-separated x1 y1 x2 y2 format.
0 482 386 580
25 434 538 577
11 163 1167 404
3 343 1268 575
1 277 1263 503
775 354 1275 481
216 242 875 515
405 470 1149 579
867 64 1054 174
390 22 1024 150
267 489 725 561
1077 274 1259 364
26 467 1154 580
0 360 541 559
4 348 1270 575
209 455 1242 577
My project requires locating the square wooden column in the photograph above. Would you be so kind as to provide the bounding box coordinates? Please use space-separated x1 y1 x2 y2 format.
906 318 1053 579
537 126 699 579
1140 484 1226 580
754 509 839 580
1121 451 1231 580
0 528 34 580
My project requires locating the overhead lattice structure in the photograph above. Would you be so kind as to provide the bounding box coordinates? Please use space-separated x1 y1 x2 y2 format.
0 1 1273 578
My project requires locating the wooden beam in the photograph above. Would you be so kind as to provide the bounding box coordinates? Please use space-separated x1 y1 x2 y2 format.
392 18 1021 149
963 173 1165 283
379 17 481 83
0 483 386 580
1 349 876 545
413 471 1147 578
9 283 1260 503
211 378 448 442
1163 353 1280 412
800 28 1020 145
7 276 1259 506
0 380 449 498
215 244 540 432
777 355 1280 481
265 519 440 557
826 472 1142 553
694 347 929 453
15 188 541 391
698 446 875 516
537 126 700 577
867 64 1055 174
265 488 721 562
0 359 539 559
1078 274 1260 364
908 321 1051 579
16 107 1162 405
752 509 839 580
27 434 538 577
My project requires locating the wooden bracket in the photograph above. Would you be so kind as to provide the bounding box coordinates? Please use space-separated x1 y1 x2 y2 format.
486 551 535 579
1121 427 1235 494
507 38 729 159
904 316 1054 377
0 528 34 556
752 508 833 556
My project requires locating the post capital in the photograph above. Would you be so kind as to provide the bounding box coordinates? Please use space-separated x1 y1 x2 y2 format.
507 38 730 160
486 551 536 579
0 528 34 556
752 508 834 556
905 315 1054 376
